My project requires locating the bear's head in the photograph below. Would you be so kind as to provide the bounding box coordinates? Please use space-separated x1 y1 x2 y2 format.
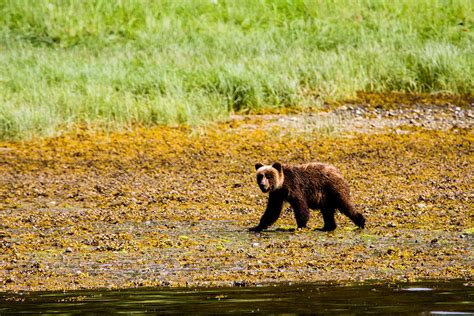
255 162 284 193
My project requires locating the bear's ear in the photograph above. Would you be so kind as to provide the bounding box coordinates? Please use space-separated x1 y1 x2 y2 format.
272 162 282 173
255 163 264 171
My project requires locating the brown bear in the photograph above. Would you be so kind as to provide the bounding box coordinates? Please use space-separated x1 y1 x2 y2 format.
250 162 365 232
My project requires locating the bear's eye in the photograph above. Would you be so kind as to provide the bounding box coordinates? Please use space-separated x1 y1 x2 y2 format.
257 175 263 181
266 174 273 179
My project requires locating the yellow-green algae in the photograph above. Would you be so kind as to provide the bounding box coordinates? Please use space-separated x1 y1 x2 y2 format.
0 106 472 292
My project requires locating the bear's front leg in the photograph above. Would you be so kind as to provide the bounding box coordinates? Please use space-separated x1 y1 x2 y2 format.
317 208 337 231
249 192 284 232
248 226 263 232
289 198 310 229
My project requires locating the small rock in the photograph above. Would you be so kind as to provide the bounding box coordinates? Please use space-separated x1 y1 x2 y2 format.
251 242 260 248
64 247 73 253
416 202 427 209
430 238 438 244
5 277 15 284
233 281 248 287
387 222 396 228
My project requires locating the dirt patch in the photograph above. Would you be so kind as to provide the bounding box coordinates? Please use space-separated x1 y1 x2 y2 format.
0 101 473 292
236 102 473 134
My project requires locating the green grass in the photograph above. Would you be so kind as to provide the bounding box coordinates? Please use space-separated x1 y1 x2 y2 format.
0 0 473 140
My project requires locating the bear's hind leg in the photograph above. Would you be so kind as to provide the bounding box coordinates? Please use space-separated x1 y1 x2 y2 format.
317 208 337 231
339 198 365 229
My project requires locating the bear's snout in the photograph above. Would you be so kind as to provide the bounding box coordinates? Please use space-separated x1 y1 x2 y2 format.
259 183 270 193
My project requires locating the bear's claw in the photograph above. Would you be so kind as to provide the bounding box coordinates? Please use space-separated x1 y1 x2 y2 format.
248 226 263 232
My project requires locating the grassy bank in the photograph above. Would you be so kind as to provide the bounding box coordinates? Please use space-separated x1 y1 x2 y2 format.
1 0 473 139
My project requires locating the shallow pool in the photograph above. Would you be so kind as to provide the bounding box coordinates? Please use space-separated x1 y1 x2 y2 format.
1 280 473 314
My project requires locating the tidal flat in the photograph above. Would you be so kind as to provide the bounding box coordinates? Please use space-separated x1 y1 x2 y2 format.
0 96 473 292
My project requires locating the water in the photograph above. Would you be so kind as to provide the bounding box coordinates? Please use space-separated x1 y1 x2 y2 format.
0 280 472 315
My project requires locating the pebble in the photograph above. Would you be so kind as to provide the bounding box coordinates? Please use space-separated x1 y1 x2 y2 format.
64 247 73 253
233 281 248 287
251 242 260 248
5 277 15 284
416 203 427 209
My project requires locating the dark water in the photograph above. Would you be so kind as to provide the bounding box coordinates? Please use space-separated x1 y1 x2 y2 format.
0 280 473 315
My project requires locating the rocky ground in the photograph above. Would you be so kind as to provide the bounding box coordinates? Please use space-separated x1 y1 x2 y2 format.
0 94 473 292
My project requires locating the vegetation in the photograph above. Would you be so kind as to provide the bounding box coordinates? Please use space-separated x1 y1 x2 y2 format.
0 0 472 139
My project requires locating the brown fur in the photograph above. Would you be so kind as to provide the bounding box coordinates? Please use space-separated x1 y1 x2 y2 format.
250 162 365 232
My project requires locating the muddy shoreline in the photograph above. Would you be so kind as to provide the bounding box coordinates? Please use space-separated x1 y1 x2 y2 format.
1 100 473 292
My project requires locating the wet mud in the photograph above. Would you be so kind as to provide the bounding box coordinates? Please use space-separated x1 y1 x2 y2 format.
1 95 473 292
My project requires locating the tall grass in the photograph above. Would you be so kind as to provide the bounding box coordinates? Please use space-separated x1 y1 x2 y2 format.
0 0 472 139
